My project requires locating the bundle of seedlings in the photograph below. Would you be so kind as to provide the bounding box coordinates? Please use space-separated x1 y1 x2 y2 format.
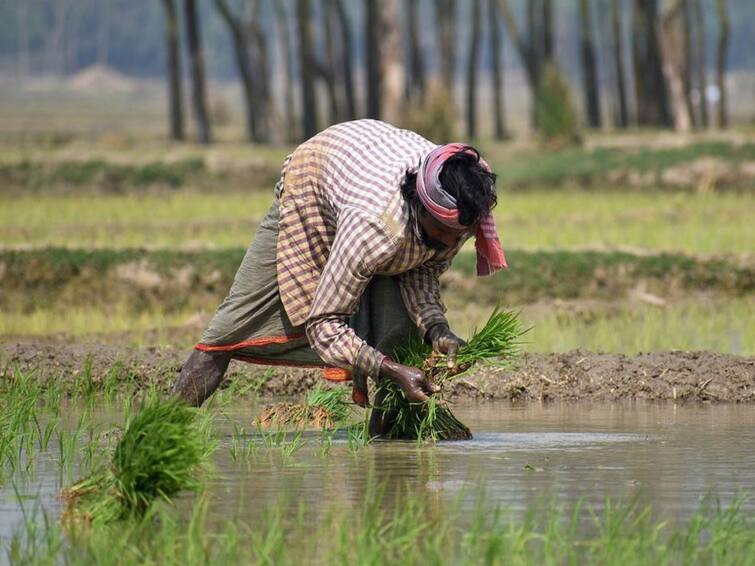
61 398 215 526
257 386 353 430
378 308 524 442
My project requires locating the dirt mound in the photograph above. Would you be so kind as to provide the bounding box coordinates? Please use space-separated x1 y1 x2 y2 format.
2 342 753 403
68 65 138 93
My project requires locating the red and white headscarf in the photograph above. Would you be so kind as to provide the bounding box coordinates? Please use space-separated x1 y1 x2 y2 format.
416 143 507 276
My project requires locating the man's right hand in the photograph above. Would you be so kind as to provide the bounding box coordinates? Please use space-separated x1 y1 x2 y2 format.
379 358 440 403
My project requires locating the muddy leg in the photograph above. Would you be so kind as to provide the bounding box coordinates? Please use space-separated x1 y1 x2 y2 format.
368 383 399 438
172 349 232 407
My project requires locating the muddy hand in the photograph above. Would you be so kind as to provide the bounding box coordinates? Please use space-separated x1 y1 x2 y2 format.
379 358 440 403
426 323 467 369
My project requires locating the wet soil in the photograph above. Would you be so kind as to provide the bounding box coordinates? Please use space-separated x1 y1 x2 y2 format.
2 342 753 403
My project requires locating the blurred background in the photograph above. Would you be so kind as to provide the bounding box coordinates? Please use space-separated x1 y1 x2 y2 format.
0 0 753 357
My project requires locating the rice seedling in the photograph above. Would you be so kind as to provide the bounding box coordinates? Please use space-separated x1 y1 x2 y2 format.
257 386 354 430
60 398 216 526
377 308 525 442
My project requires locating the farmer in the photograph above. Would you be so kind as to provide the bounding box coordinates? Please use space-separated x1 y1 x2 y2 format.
172 119 506 433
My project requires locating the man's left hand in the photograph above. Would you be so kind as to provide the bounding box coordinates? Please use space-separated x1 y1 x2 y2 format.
426 323 466 369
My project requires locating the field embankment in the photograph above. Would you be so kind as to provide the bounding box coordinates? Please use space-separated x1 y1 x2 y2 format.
2 341 753 403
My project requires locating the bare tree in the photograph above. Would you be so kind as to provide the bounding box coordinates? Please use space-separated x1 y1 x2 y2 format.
321 0 341 125
161 0 185 141
184 0 212 143
297 0 318 137
334 0 357 119
273 0 297 141
715 0 729 128
466 0 481 138
16 1 30 76
659 0 692 132
610 0 629 128
214 0 271 143
631 0 672 127
435 0 457 98
497 0 558 126
97 0 113 66
405 0 426 101
578 0 601 128
488 0 508 139
692 0 708 127
365 0 381 118
381 0 405 124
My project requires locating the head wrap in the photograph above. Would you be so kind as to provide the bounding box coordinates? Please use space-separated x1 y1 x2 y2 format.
416 143 507 276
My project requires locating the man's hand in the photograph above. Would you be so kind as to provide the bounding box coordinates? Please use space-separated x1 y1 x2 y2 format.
379 358 440 403
425 323 466 369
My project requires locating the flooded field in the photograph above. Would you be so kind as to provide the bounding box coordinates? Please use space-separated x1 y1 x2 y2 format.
4 400 754 543
209 402 755 522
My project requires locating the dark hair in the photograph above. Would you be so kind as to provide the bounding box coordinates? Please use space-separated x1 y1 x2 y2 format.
401 146 497 227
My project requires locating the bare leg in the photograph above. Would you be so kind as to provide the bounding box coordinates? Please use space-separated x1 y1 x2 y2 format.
172 349 232 407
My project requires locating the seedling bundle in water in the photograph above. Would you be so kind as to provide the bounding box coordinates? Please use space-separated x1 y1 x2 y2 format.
61 398 216 526
257 386 353 430
378 308 524 441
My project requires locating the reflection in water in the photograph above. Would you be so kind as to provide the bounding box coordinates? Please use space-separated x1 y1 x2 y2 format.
2 402 754 537
209 402 755 523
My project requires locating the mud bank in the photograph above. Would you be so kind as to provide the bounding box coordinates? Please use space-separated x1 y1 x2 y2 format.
2 342 753 403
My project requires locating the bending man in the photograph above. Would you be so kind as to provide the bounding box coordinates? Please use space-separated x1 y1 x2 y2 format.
172 120 506 434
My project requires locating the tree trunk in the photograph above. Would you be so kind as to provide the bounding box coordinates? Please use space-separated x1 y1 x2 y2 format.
50 0 67 76
466 0 481 138
631 0 672 127
578 0 602 128
406 0 426 101
214 0 258 142
273 0 297 141
693 0 708 128
161 0 185 141
542 0 554 66
488 0 508 139
610 0 629 128
16 1 30 76
97 0 112 66
184 0 212 143
681 0 696 127
379 0 404 124
322 0 341 125
659 0 692 132
715 0 729 128
365 0 381 119
297 0 318 138
334 0 357 119
435 0 457 99
249 16 272 142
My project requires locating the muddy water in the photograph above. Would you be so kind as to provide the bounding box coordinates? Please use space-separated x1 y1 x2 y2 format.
209 402 755 522
2 402 755 539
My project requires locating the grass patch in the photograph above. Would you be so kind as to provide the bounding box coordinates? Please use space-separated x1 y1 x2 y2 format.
1 248 750 321
1 189 753 253
8 489 755 564
61 398 215 526
492 141 755 188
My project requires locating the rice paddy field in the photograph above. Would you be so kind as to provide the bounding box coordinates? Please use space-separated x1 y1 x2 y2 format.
1 88 755 563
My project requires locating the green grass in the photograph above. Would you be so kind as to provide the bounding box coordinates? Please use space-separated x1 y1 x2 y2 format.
7 488 755 565
489 141 755 187
1 189 753 253
61 398 216 525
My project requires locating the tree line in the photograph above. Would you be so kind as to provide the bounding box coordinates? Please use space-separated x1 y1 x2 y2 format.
161 0 732 145
3 1 736 143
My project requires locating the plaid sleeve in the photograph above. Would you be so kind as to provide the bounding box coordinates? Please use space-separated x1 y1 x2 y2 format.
305 208 397 377
398 239 465 338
